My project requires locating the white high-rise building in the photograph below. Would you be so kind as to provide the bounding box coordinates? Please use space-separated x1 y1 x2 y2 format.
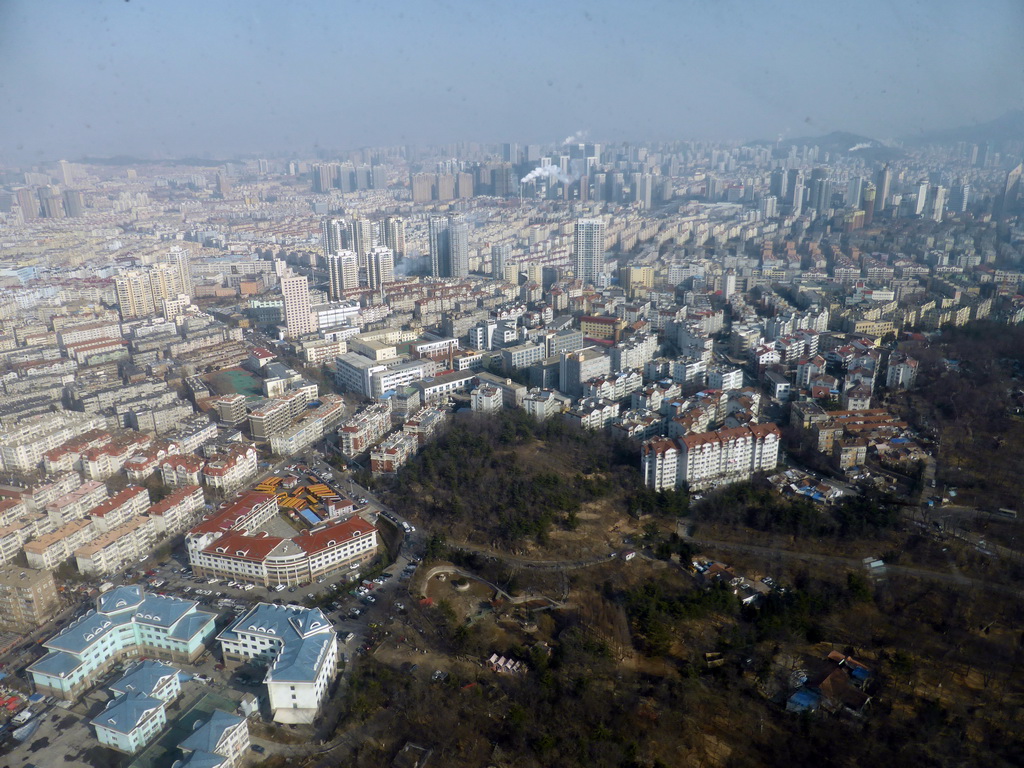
929 185 946 223
428 216 448 278
281 274 314 338
491 242 512 279
148 262 183 306
367 246 395 291
165 246 193 298
321 217 346 256
114 270 156 320
448 215 469 278
351 217 377 268
642 438 679 492
847 176 863 208
914 180 930 216
573 218 605 287
428 215 469 278
381 216 406 257
326 250 359 300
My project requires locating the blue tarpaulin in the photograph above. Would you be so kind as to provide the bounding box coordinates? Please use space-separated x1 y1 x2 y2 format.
786 689 822 713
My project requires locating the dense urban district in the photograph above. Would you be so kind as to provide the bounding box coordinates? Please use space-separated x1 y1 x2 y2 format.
0 126 1022 768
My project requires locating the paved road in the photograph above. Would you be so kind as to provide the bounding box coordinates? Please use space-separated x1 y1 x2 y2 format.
679 532 1024 598
906 503 1024 561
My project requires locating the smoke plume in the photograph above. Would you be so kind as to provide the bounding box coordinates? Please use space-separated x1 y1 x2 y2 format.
520 164 572 185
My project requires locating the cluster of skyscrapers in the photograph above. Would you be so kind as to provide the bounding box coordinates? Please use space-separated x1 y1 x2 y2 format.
321 215 402 299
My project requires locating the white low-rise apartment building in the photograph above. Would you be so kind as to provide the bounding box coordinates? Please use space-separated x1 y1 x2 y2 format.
160 454 205 488
470 385 503 413
75 515 157 577
22 472 82 513
147 484 205 537
0 411 106 474
0 515 53 565
641 423 781 492
178 709 250 768
302 338 348 365
44 479 108 525
582 369 643 402
402 406 449 445
81 433 153 480
24 518 96 570
268 395 346 457
337 402 392 457
564 397 619 430
370 432 418 474
219 603 337 724
92 659 182 755
92 690 166 754
523 389 567 421
202 443 258 493
86 485 150 533
641 438 680 492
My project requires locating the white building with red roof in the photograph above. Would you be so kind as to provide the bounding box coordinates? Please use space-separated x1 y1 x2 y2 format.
642 423 781 492
185 492 376 587
202 443 258 493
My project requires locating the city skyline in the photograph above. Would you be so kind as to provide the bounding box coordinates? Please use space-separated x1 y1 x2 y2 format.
1 0 1021 163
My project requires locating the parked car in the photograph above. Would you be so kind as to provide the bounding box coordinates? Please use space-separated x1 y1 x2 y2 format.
251 745 266 754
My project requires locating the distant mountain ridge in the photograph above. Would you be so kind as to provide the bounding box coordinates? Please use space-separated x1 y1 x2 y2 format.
902 109 1024 145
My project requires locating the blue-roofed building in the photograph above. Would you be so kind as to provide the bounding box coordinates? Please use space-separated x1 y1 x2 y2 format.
298 508 320 526
177 709 250 768
28 585 217 701
109 659 181 703
91 690 167 754
786 688 822 713
218 602 337 724
176 752 230 768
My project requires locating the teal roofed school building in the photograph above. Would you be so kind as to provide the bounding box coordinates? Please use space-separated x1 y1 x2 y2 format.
28 585 217 701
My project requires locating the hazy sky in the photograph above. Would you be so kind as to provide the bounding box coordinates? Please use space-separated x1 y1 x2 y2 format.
1 0 1021 161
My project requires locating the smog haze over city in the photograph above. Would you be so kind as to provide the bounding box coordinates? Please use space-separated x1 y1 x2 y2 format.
1 2 1024 768
1 0 1022 159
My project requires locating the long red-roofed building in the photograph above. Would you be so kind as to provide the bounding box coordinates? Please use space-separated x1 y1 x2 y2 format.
641 423 781 492
185 491 376 587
